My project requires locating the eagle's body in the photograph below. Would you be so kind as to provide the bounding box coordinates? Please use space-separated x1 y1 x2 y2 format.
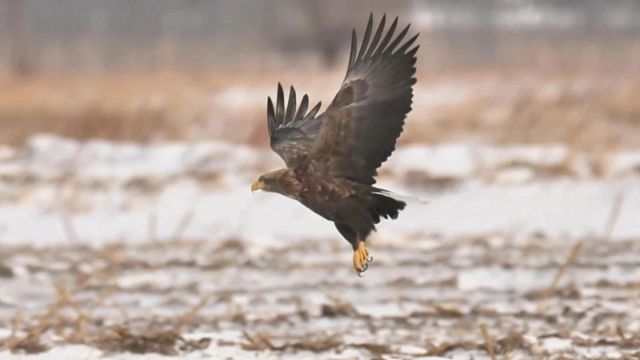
252 14 418 275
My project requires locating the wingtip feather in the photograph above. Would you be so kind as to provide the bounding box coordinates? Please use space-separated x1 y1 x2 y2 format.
364 14 386 60
398 33 419 55
356 13 374 63
276 83 285 120
384 23 411 55
348 29 357 72
284 86 297 125
374 16 398 58
308 101 322 118
295 94 309 121
267 96 275 136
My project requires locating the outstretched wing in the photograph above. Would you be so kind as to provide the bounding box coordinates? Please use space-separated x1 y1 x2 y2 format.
311 14 418 185
267 83 323 167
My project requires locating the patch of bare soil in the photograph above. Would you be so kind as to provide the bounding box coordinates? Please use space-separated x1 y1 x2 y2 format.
1 234 640 358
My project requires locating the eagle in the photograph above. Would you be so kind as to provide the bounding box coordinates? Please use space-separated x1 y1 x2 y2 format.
252 14 418 276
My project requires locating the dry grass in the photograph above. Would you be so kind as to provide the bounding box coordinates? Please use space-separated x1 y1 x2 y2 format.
480 324 497 360
403 76 640 151
93 326 211 356
538 188 626 313
0 72 214 146
0 243 214 356
241 331 342 353
1 70 639 149
538 241 583 311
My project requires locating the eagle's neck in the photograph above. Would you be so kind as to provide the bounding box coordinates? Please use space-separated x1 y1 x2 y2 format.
271 168 303 199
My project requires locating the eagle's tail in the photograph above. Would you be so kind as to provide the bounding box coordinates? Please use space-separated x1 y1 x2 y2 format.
369 188 407 224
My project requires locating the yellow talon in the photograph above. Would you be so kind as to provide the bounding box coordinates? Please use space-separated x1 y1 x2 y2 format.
352 241 373 276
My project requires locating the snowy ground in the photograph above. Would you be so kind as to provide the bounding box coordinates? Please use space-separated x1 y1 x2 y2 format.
1 136 640 359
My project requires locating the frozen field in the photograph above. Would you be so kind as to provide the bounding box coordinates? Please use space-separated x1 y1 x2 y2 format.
1 136 640 359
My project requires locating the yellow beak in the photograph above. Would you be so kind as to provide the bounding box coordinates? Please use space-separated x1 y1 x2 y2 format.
251 180 265 192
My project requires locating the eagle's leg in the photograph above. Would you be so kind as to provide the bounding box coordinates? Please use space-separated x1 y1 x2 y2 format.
335 223 373 276
352 240 373 276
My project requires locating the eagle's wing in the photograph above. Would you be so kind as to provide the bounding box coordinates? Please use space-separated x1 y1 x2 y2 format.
267 83 323 167
311 14 418 185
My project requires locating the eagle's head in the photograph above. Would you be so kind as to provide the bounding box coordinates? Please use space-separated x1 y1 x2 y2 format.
251 168 300 196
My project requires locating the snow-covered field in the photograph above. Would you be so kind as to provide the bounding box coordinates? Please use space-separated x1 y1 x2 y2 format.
1 135 640 359
1 135 639 245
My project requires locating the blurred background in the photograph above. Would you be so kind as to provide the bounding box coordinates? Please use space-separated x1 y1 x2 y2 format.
1 0 640 147
1 1 640 358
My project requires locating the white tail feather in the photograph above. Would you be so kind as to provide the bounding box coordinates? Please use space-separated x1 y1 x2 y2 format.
372 188 428 206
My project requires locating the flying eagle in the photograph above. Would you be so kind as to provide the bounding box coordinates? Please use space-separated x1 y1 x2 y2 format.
252 14 418 276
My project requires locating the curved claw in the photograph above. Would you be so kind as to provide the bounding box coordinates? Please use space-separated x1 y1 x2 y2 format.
353 240 373 277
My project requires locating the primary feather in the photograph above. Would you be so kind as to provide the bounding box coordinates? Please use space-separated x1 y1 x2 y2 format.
312 13 418 185
268 83 323 167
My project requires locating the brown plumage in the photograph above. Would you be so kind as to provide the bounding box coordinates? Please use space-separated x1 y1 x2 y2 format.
252 14 418 276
